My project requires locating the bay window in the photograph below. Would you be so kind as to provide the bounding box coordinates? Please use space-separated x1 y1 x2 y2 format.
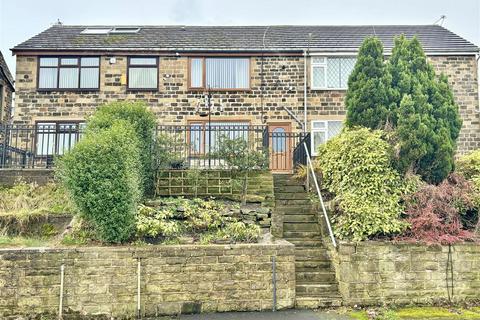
189 57 250 90
36 122 85 156
38 57 100 90
311 120 343 155
311 57 356 89
127 57 158 90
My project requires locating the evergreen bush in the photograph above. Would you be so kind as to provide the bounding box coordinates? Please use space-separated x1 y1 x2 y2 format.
58 121 141 243
87 101 156 195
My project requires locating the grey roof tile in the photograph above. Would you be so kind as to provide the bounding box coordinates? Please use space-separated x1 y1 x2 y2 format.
11 25 479 54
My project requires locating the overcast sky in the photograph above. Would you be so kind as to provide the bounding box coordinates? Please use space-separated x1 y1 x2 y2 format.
1 0 479 75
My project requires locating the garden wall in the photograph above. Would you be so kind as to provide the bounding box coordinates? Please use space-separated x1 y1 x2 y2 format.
0 169 54 186
0 240 295 318
331 242 480 306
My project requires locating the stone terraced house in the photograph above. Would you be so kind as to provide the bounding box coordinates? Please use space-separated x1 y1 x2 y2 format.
0 50 14 126
4 24 480 172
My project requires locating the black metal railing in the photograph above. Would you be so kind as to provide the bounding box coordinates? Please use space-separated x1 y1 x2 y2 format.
293 133 311 168
0 124 84 169
1 123 310 171
155 124 268 169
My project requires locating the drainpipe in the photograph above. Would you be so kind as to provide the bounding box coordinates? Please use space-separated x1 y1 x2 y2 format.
476 53 480 112
303 50 308 133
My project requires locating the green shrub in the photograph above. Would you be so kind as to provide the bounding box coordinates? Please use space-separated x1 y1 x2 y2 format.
87 101 156 195
216 136 268 205
316 128 407 241
58 121 141 243
457 150 480 180
200 222 261 244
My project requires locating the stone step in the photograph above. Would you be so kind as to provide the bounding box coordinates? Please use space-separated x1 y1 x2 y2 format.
283 231 321 239
295 297 342 309
296 283 339 297
295 260 333 271
274 185 306 193
275 205 313 214
283 214 317 223
287 238 324 247
283 222 319 232
275 199 311 206
274 192 310 200
295 250 330 261
296 271 337 283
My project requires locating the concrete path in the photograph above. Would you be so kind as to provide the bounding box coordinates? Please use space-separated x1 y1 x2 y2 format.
154 310 352 320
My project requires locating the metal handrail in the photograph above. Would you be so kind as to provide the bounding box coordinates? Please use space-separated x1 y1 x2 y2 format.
303 142 337 248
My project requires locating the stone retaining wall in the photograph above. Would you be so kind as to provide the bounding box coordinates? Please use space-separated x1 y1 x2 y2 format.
0 169 54 186
331 242 480 306
0 240 295 318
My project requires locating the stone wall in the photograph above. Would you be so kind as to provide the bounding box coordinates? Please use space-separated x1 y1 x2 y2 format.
0 169 54 186
13 54 480 153
331 242 480 306
0 76 13 125
0 240 295 318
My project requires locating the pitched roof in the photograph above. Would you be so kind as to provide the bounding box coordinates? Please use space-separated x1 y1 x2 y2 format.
11 24 479 54
0 51 14 90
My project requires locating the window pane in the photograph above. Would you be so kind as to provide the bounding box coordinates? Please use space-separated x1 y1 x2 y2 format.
81 57 100 67
272 127 286 153
39 58 58 67
80 68 99 88
128 67 158 89
61 58 78 65
312 121 326 129
207 122 249 152
130 57 157 65
191 58 203 87
312 57 325 64
36 123 56 156
340 58 356 88
327 121 343 139
39 68 58 88
327 58 341 88
312 131 326 153
59 68 79 88
206 58 249 89
190 124 203 154
58 124 79 155
312 66 325 88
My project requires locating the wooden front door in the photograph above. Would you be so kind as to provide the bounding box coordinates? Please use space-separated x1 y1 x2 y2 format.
269 123 292 173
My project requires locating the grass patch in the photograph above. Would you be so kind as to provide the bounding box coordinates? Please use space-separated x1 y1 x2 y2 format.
0 182 75 218
0 236 52 247
346 307 480 320
395 307 480 319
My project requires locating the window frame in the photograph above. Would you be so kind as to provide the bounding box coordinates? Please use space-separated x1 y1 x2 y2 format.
310 56 356 91
34 120 86 157
188 57 251 91
126 56 159 91
310 120 343 156
37 56 101 92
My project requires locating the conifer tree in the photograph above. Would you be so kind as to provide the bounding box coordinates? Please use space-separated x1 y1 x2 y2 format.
345 37 390 129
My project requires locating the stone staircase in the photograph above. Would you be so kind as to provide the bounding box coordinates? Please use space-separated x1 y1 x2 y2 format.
273 174 342 308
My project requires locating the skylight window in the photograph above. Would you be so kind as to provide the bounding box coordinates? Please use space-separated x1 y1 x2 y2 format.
110 27 141 34
81 28 112 34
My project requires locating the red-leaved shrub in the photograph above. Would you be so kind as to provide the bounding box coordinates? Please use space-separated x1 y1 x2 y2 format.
399 173 478 244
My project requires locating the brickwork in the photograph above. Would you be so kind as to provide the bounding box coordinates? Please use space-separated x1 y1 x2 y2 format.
331 242 480 306
12 54 480 152
0 241 295 318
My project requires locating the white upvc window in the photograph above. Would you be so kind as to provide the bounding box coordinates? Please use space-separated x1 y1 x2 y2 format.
36 122 86 156
311 57 356 90
311 120 343 155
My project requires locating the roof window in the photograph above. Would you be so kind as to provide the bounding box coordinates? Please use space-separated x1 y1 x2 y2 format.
110 27 141 34
81 28 112 34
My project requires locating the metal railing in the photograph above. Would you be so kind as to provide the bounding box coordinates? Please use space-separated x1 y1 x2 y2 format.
155 124 268 169
293 135 337 248
1 123 305 172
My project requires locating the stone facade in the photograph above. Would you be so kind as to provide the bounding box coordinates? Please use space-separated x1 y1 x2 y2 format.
331 242 480 306
0 240 295 318
12 53 480 153
0 78 13 125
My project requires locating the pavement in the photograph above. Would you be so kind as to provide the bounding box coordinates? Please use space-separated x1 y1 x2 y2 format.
154 310 352 320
